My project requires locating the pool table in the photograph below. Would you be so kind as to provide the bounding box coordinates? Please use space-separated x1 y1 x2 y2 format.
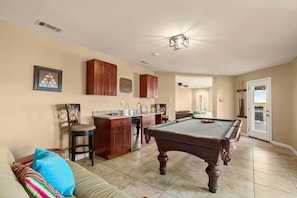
146 117 241 193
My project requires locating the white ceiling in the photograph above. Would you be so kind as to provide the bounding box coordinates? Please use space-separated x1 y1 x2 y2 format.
1 0 297 76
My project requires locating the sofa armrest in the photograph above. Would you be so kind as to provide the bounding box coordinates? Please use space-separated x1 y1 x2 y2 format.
15 148 65 164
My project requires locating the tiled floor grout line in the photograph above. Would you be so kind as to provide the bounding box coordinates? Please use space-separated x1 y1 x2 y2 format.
252 138 256 198
109 156 171 195
250 137 297 197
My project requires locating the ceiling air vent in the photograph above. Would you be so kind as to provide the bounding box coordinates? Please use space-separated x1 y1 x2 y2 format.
35 20 63 33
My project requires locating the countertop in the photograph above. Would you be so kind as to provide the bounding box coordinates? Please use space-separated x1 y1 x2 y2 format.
93 112 162 120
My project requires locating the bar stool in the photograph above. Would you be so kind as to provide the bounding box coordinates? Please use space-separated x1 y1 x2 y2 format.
156 104 169 123
65 104 96 166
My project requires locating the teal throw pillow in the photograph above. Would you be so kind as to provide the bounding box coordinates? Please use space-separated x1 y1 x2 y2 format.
32 148 75 196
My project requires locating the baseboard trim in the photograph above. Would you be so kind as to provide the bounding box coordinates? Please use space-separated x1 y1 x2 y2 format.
240 132 248 137
240 133 297 156
271 140 297 156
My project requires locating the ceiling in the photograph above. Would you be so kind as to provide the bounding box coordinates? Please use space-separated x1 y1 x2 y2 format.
1 0 297 76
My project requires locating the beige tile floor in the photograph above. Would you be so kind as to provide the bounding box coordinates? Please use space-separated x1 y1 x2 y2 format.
77 136 297 198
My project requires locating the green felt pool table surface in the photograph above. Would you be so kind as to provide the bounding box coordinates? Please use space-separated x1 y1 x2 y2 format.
148 117 240 139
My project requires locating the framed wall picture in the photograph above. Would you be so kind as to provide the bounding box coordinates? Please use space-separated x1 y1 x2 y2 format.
119 78 132 93
33 66 62 92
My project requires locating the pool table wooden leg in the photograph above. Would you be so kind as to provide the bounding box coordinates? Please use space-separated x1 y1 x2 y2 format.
206 162 221 193
158 150 168 175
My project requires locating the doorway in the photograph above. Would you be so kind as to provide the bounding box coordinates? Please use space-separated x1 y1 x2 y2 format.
247 78 272 141
196 92 209 112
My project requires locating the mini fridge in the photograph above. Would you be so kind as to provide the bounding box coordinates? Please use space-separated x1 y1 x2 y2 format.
131 117 141 151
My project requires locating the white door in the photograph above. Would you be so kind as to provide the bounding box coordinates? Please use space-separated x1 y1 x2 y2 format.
247 78 272 141
196 92 209 112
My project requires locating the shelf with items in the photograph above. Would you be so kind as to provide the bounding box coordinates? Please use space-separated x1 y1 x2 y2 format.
236 89 247 92
237 115 247 118
237 81 247 118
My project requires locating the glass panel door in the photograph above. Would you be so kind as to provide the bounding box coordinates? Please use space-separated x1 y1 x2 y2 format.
252 86 266 133
247 78 271 141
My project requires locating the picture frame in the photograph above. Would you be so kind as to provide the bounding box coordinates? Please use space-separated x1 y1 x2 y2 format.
33 65 62 92
119 78 132 93
141 105 148 114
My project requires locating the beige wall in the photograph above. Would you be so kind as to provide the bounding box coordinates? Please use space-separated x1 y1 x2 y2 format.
213 76 236 119
0 20 155 158
236 63 293 147
291 57 297 150
154 72 176 120
175 88 192 111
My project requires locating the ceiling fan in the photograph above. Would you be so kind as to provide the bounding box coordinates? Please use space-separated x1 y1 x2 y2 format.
177 82 189 88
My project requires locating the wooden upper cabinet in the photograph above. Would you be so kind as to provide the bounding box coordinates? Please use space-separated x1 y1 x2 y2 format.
140 74 158 98
86 59 117 96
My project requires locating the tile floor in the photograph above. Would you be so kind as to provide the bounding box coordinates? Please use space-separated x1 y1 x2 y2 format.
77 136 297 198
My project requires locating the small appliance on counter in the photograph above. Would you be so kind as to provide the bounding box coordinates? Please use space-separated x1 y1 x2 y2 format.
107 112 119 116
122 109 129 116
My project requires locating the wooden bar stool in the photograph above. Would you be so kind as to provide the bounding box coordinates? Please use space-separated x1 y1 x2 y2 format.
65 104 96 166
156 103 169 123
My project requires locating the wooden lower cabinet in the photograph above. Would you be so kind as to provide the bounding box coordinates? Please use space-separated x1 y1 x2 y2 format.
141 114 162 144
155 114 162 125
94 117 131 159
